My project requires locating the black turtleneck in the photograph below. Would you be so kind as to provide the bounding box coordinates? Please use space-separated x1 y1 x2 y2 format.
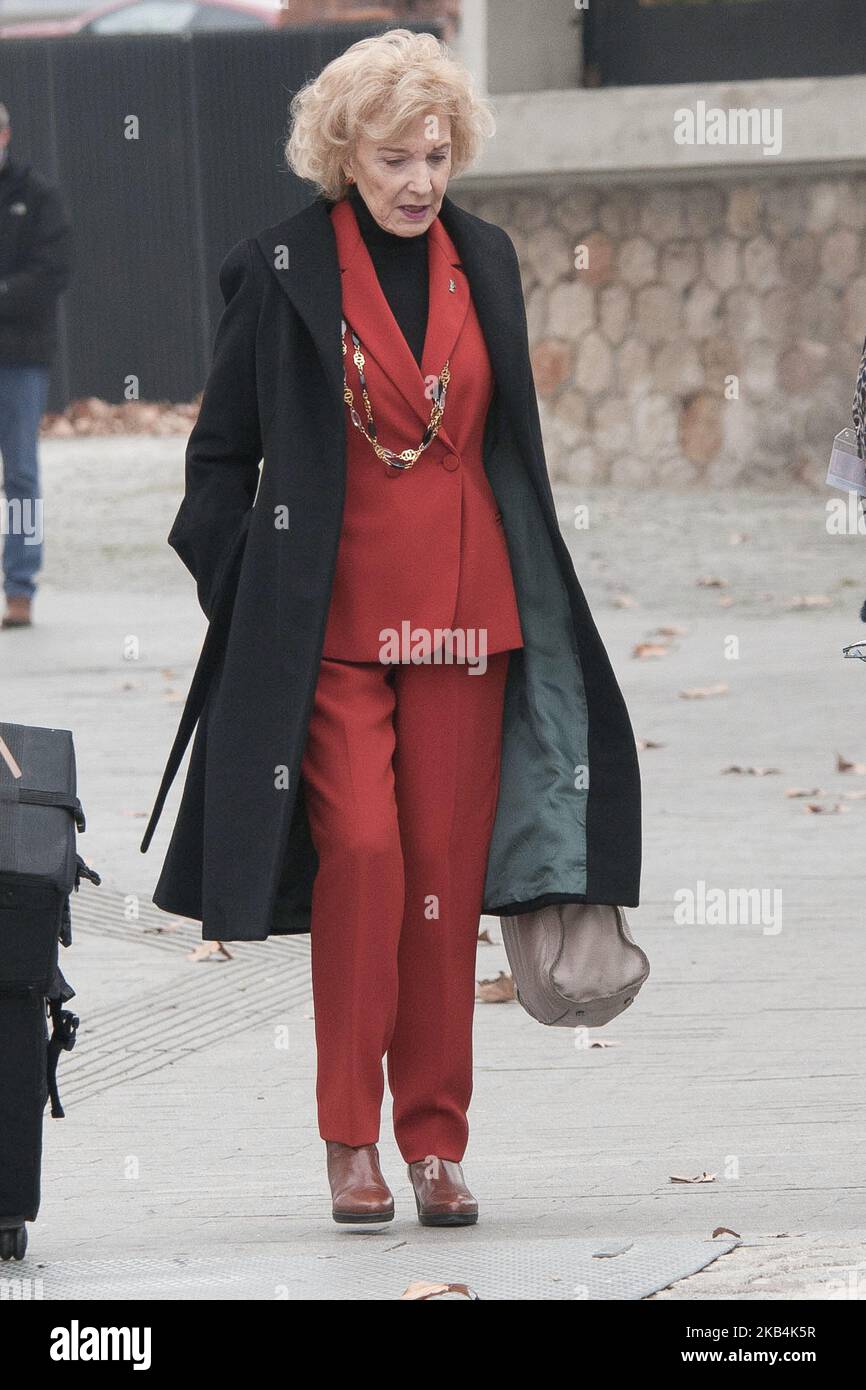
347 185 429 369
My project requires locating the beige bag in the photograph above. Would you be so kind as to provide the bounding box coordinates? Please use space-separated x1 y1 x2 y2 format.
499 903 649 1028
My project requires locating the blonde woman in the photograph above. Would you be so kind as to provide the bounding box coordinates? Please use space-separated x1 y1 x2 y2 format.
143 29 641 1227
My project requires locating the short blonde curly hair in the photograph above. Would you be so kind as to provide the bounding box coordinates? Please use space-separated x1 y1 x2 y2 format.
284 28 495 202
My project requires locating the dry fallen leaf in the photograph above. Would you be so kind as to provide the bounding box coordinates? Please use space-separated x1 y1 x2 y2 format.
785 787 825 798
670 1171 717 1184
632 642 670 659
477 927 494 944
655 624 688 637
712 1226 741 1239
696 576 729 588
476 971 515 1003
401 1281 479 1300
804 802 848 815
679 684 729 699
637 738 666 750
401 1281 451 1300
42 396 199 438
187 941 234 962
786 595 831 610
721 765 780 776
837 753 866 774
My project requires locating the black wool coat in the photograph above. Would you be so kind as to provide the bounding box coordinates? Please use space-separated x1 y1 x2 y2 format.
140 192 642 941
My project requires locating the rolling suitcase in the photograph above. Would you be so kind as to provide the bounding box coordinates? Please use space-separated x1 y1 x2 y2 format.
0 722 100 1261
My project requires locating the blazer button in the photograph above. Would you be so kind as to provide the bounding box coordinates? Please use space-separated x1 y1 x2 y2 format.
442 452 460 471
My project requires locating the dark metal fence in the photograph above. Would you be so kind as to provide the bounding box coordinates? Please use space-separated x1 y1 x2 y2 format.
0 23 437 410
583 0 866 88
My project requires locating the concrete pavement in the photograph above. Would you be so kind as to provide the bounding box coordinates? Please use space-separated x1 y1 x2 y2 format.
1 437 865 1298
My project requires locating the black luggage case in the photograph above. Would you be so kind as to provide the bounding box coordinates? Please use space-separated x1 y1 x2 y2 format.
0 723 100 1261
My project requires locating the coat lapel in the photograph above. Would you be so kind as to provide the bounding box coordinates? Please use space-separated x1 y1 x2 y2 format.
254 193 536 484
254 197 345 410
330 197 469 456
421 216 471 458
436 198 543 484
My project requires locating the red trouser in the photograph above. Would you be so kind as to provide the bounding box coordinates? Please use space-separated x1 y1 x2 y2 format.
299 651 511 1162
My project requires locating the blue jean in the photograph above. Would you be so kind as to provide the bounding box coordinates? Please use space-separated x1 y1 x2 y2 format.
0 364 49 600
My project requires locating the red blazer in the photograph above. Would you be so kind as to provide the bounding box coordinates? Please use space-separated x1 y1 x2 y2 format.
321 195 524 662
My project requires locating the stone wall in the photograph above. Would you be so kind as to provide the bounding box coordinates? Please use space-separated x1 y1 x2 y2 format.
457 175 866 488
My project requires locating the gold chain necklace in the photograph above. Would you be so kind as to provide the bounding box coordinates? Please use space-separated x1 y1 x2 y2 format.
341 317 451 473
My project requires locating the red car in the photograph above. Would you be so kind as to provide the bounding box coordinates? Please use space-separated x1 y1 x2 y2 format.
0 0 281 37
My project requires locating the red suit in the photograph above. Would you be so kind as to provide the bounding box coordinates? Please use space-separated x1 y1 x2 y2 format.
322 197 524 660
300 197 524 1161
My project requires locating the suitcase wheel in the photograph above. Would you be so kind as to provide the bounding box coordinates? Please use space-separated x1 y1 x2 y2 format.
0 1226 28 1261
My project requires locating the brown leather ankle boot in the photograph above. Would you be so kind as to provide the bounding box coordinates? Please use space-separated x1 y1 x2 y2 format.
1 596 32 628
407 1157 479 1227
326 1140 394 1224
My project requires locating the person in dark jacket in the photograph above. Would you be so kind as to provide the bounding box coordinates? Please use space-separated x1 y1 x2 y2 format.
0 102 73 629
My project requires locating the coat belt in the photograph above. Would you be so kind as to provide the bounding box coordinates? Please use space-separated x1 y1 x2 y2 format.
139 601 229 855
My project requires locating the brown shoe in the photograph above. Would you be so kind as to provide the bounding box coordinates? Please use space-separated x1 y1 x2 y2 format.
407 1157 479 1227
326 1140 394 1224
1 596 32 628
